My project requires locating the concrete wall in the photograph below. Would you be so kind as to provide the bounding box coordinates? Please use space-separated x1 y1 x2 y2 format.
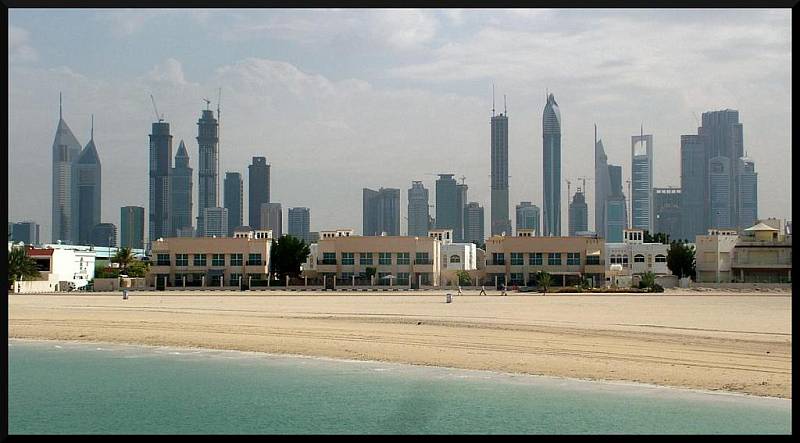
14 280 58 293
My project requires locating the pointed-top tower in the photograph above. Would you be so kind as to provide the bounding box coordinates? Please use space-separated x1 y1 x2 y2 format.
542 93 562 236
51 93 84 243
490 87 511 237
73 114 102 244
171 139 193 237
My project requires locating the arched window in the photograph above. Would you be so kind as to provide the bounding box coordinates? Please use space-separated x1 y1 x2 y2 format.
655 254 667 263
622 255 629 264
450 255 461 263
634 254 645 263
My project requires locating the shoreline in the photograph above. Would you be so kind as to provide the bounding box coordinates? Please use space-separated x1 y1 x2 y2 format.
9 293 791 399
9 337 791 404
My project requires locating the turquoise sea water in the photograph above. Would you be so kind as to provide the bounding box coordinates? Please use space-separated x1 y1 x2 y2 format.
8 340 791 434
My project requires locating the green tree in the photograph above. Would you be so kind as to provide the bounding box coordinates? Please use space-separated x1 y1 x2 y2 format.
112 247 135 271
667 241 696 280
536 270 552 294
270 235 311 281
643 230 670 244
639 271 656 290
125 259 150 278
365 267 377 279
8 246 41 287
455 270 472 286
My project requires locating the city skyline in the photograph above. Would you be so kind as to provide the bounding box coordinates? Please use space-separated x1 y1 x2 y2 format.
9 9 791 241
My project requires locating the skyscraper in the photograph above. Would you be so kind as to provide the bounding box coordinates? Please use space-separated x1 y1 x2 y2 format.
456 183 468 242
490 97 511 236
407 181 430 237
736 156 758 229
653 188 682 241
709 156 732 228
568 189 588 236
605 165 627 242
120 206 145 249
73 117 101 245
631 130 653 232
51 94 83 244
224 172 243 236
463 202 485 245
362 188 400 236
170 140 193 237
542 93 561 236
148 120 173 246
196 108 219 237
12 221 40 245
594 126 611 237
260 202 283 238
288 207 311 243
202 207 228 238
90 223 117 247
435 174 464 240
515 202 541 236
248 157 270 229
698 110 744 228
680 134 707 240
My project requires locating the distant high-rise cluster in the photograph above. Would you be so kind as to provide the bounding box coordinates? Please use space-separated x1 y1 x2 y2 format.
594 127 627 242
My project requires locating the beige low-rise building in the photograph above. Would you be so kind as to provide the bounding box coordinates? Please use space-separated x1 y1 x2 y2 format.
605 229 670 280
483 234 606 287
731 222 792 283
148 229 272 288
695 229 740 283
304 230 441 288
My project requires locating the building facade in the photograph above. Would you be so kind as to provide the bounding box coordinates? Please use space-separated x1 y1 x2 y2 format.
120 206 145 250
407 181 430 237
568 189 588 236
224 172 244 236
680 134 707 240
51 96 83 244
149 121 173 246
73 123 101 246
708 155 732 229
170 140 193 237
288 207 311 244
631 131 653 232
652 188 682 242
605 164 627 243
699 110 744 230
463 202 485 245
25 245 95 290
604 229 669 281
261 202 283 238
248 157 270 229
435 174 464 241
11 221 40 245
695 229 739 283
196 108 219 237
202 207 229 238
731 222 791 283
90 223 117 247
516 202 540 236
362 187 400 236
490 109 511 236
736 157 758 230
542 93 561 236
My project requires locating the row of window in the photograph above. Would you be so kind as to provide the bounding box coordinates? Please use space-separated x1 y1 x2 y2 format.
321 252 430 265
156 253 263 267
490 252 599 266
608 254 667 264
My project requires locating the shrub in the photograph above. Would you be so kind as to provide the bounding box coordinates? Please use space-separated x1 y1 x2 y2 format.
651 283 664 293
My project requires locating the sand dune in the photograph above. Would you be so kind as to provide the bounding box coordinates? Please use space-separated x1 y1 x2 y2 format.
8 292 792 398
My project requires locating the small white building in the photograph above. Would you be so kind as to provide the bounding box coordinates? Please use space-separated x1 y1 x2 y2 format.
605 229 669 278
429 229 478 285
20 245 96 291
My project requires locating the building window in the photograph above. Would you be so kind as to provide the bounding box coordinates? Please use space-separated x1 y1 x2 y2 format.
341 252 355 265
492 253 505 265
586 255 601 265
510 253 524 266
322 252 336 265
529 253 543 266
194 254 207 266
156 254 170 266
360 252 373 265
211 254 225 267
634 254 645 263
340 272 354 281
655 254 667 263
379 252 392 265
449 255 461 264
396 252 410 265
509 273 524 285
397 272 410 285
548 253 561 266
377 272 390 285
229 273 242 286
230 253 243 266
175 254 188 267
622 255 629 267
247 253 262 266
415 252 430 264
567 252 580 266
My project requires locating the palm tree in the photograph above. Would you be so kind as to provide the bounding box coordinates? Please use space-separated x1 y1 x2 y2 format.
112 247 134 271
8 246 41 288
536 270 552 294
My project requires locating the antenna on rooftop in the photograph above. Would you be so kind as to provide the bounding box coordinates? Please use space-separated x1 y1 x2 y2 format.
492 83 495 117
203 97 211 110
59 92 62 120
150 94 164 123
460 175 466 185
504 94 507 115
90 114 94 140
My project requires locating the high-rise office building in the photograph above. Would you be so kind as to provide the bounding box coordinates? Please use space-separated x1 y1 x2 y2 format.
170 140 193 237
515 202 541 236
490 100 511 236
90 222 117 247
261 202 283 238
120 206 145 249
699 110 744 229
736 157 758 230
407 181 430 237
196 108 219 237
149 120 173 246
631 130 653 232
12 221 40 245
202 207 228 238
680 134 707 240
224 172 243 236
248 157 270 229
51 94 83 244
456 183 468 242
709 156 732 229
653 188 682 241
605 165 627 242
435 174 466 241
288 207 311 243
362 188 400 236
463 202 485 245
73 117 101 245
568 189 588 236
542 93 561 236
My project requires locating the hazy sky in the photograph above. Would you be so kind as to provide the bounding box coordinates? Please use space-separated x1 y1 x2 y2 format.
8 9 792 242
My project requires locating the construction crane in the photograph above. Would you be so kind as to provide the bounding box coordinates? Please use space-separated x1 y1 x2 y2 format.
459 175 467 185
150 94 164 123
202 98 211 110
575 176 593 195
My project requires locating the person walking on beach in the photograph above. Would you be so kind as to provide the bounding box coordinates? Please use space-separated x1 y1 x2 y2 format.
479 285 486 296
500 284 507 296
457 285 463 296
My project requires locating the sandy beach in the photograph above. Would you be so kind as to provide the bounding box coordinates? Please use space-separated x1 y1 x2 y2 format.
8 291 792 398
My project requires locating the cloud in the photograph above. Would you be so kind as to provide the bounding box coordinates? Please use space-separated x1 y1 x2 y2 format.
145 58 191 86
8 25 38 63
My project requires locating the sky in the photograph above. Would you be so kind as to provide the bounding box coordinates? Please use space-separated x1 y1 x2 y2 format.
7 9 792 242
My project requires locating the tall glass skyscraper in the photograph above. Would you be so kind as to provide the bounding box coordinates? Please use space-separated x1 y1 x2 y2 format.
170 140 193 237
51 94 83 244
568 189 588 236
248 157 270 229
73 119 101 245
288 207 311 243
631 131 653 232
463 202 485 245
120 206 145 250
515 202 540 236
736 157 757 229
196 108 219 236
407 181 430 237
435 174 466 241
148 120 173 247
362 188 400 236
490 104 511 236
224 172 243 236
542 93 561 236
